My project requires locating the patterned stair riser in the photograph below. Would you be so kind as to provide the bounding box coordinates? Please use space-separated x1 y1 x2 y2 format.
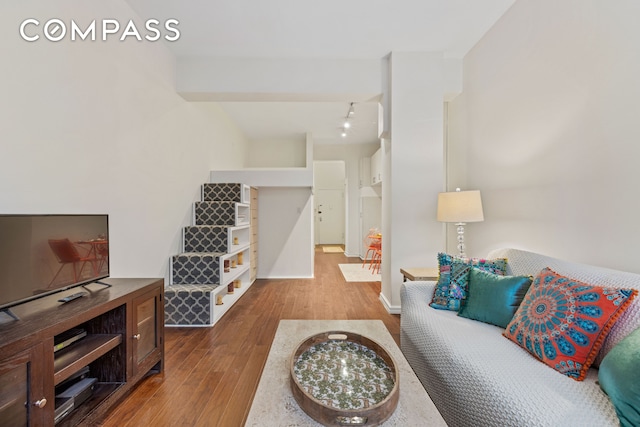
183 226 229 253
202 183 244 202
194 201 236 226
172 254 222 285
167 182 249 326
165 285 217 326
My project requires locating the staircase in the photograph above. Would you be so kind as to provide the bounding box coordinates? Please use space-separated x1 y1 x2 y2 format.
164 183 252 327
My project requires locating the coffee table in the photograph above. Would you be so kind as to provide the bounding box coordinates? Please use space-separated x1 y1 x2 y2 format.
245 320 446 426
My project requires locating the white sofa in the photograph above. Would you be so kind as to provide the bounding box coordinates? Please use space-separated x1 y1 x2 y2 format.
400 248 640 427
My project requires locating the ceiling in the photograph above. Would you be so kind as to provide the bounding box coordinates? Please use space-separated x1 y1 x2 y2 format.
219 101 380 145
125 0 516 146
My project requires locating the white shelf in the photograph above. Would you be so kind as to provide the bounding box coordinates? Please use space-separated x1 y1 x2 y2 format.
241 184 251 204
227 225 250 249
219 259 250 286
213 269 252 323
235 203 250 226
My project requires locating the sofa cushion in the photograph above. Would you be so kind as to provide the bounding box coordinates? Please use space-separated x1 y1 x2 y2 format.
504 267 637 381
458 268 532 328
488 247 640 367
401 279 620 426
430 252 507 311
598 326 640 427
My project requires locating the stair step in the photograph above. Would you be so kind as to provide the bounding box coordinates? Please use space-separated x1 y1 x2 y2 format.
164 284 219 326
183 226 231 253
202 183 245 202
194 201 238 226
171 253 224 285
166 182 251 328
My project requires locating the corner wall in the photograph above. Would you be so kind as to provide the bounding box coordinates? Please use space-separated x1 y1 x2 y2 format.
0 1 248 281
448 0 640 272
382 52 445 311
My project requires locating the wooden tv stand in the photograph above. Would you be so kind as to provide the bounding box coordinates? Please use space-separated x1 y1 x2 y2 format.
0 278 164 426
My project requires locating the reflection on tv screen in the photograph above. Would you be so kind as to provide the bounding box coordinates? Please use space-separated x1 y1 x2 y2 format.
0 215 109 309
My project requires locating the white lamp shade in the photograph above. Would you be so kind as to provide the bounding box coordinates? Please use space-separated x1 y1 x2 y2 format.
437 190 484 223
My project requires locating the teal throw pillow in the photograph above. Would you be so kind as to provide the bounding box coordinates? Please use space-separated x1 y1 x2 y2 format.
430 253 508 311
429 253 456 310
599 326 640 427
458 267 532 328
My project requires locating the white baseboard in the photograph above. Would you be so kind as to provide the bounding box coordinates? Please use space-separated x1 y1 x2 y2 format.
379 292 401 315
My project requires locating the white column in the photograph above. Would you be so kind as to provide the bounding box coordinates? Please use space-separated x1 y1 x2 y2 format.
380 52 445 312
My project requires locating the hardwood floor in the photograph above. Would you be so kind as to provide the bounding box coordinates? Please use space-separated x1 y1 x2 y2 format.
100 246 399 427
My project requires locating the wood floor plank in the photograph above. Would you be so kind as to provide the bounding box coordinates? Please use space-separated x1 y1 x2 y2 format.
100 247 400 427
216 344 270 426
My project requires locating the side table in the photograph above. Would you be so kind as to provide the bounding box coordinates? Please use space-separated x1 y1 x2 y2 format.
400 267 439 282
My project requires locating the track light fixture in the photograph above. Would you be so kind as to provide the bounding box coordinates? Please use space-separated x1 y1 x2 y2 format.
347 102 355 117
340 102 355 138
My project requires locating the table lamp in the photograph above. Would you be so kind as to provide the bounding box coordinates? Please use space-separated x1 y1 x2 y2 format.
437 188 484 257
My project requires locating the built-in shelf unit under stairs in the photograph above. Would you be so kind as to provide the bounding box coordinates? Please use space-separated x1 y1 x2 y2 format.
164 183 251 327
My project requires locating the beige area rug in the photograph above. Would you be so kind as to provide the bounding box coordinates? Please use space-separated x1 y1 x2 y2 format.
339 263 381 282
245 320 447 426
322 246 344 253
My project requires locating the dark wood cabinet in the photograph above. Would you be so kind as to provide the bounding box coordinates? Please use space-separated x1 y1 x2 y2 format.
131 288 163 377
0 278 164 426
0 344 45 426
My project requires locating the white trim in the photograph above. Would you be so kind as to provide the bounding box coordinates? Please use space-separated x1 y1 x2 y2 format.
379 292 400 314
165 323 214 328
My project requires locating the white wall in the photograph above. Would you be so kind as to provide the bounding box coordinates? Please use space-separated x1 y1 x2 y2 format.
380 53 445 312
314 143 380 256
448 0 640 272
246 138 307 167
0 1 248 282
177 57 382 102
257 187 314 278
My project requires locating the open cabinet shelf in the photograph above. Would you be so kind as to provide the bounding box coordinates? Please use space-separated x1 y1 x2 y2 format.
0 278 164 426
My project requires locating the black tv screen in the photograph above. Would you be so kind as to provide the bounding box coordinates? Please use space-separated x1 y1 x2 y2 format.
0 214 109 309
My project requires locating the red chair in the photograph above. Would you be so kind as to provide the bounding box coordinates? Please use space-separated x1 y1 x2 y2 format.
48 239 96 287
362 233 382 270
95 241 109 274
370 248 382 274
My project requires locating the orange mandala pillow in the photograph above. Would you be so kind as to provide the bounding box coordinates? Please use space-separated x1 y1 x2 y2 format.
503 268 637 381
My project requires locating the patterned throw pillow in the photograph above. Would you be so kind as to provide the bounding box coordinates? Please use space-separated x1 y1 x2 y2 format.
503 268 637 381
430 253 507 311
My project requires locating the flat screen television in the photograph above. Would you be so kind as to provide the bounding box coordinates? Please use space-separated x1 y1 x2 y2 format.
0 214 110 311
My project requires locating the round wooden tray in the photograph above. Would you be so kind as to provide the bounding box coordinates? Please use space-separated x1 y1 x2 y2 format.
289 331 399 426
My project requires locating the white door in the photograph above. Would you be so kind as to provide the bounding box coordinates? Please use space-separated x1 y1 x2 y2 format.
315 189 345 244
313 161 346 245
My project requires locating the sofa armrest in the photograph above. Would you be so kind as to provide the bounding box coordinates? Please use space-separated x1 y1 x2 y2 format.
400 280 437 306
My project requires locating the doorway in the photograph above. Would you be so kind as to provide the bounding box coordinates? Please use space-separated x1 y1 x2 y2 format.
313 161 346 245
